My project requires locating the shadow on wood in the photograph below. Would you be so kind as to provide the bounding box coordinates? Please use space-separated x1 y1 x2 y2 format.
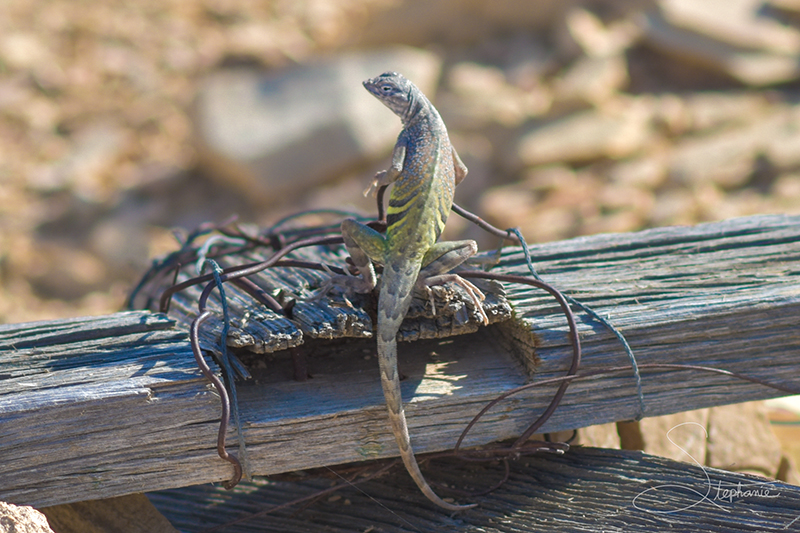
147 446 800 532
1 214 799 509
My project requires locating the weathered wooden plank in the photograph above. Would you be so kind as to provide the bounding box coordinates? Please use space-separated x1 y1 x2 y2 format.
147 242 512 351
0 311 235 506
491 213 800 428
147 446 800 532
1 214 799 509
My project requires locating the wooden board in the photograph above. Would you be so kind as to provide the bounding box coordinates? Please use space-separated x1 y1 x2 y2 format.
1 214 799 508
147 446 800 532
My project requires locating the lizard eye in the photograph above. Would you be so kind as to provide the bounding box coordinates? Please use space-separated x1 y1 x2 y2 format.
381 85 392 92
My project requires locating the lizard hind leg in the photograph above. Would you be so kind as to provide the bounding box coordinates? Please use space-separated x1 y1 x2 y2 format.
418 240 489 325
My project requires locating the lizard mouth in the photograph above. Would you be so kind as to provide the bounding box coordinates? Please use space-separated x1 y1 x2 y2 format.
363 72 402 98
363 78 381 97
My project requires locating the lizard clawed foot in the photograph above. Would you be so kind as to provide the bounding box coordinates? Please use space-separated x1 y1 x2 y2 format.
423 285 438 317
308 264 371 306
454 276 489 326
420 274 489 326
307 263 338 302
363 169 398 198
363 171 387 197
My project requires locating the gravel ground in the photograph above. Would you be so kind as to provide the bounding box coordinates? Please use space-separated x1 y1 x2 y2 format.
3 0 800 323
2 2 800 526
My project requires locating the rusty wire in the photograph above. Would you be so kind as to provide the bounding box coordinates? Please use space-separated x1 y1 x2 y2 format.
142 195 800 526
148 200 584 492
195 355 800 532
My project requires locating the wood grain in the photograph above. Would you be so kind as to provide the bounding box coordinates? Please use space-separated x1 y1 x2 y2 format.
148 446 800 532
1 214 799 508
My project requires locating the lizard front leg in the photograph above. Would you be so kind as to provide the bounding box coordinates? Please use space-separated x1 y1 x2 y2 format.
364 143 406 197
339 218 384 291
418 240 489 325
311 219 384 300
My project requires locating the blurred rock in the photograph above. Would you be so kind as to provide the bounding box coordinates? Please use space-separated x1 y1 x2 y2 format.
24 242 110 301
522 164 580 192
0 33 50 71
668 136 755 189
349 0 566 47
290 166 379 219
770 0 800 19
583 209 645 234
771 0 800 10
607 154 668 189
0 501 54 533
531 168 604 219
772 173 800 205
87 215 150 276
661 0 800 54
650 92 773 137
707 401 784 476
646 188 699 226
698 187 779 221
599 182 656 212
41 494 177 533
766 395 800 477
778 454 800 486
480 183 539 235
449 62 508 95
194 47 441 206
440 62 551 128
515 97 654 168
482 166 612 242
764 107 800 170
502 34 558 90
28 122 131 203
641 0 800 85
576 422 622 448
682 92 770 133
523 207 580 242
553 54 629 108
561 6 645 58
618 409 710 464
667 111 787 188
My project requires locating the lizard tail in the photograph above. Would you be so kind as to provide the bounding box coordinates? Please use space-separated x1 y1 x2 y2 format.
376 335 477 511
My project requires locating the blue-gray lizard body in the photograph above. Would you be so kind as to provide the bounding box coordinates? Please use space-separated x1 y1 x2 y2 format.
333 72 487 510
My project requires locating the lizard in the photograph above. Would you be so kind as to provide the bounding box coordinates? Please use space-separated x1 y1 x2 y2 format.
324 72 488 510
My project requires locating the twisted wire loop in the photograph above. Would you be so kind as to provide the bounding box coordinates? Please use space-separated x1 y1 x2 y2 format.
190 310 242 488
139 201 799 513
151 216 352 489
451 202 644 419
185 235 349 488
507 227 645 420
207 260 249 482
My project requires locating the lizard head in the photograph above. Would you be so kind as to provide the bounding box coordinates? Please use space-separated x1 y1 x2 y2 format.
363 72 415 121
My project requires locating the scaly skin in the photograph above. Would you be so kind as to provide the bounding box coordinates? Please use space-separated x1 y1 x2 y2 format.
335 72 486 510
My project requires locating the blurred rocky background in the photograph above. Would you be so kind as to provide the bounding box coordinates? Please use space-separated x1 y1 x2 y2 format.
2 0 800 526
5 0 800 323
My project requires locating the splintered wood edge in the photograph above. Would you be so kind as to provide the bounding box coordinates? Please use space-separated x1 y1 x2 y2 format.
1 214 799 508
